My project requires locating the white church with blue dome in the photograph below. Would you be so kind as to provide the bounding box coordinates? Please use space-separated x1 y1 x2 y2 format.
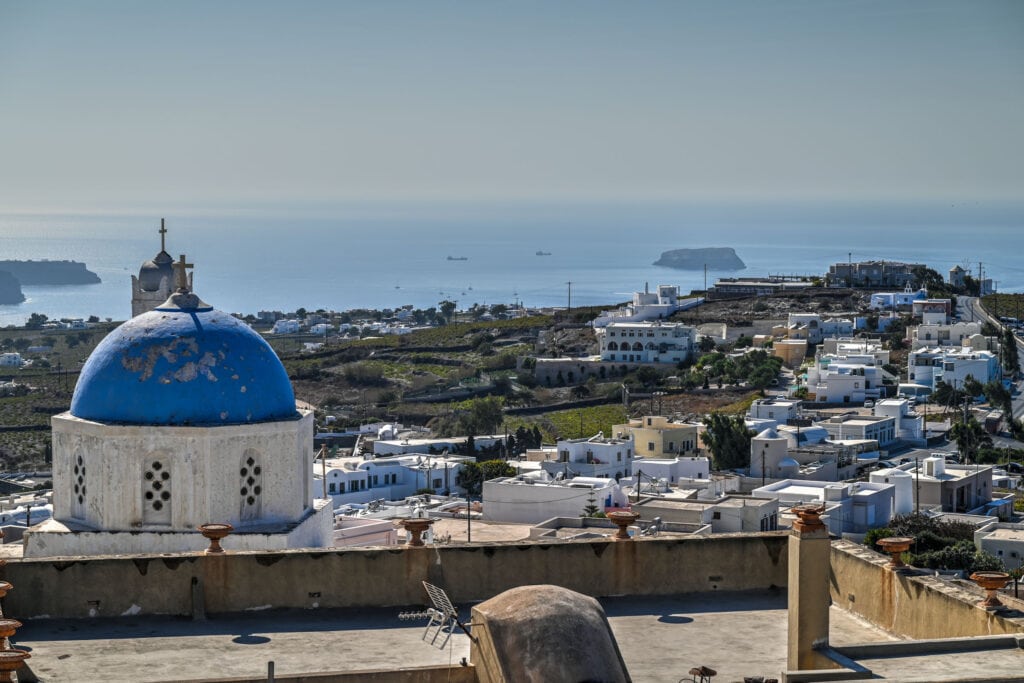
25 244 332 557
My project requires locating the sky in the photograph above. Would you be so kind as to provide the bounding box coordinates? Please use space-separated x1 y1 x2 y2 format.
0 0 1022 211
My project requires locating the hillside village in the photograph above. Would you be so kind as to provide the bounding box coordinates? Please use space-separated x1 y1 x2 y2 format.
0 244 1023 680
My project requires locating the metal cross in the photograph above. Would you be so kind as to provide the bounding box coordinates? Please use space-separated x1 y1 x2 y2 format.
159 219 168 252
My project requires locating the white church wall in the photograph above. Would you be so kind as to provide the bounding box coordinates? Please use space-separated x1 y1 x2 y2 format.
50 410 316 534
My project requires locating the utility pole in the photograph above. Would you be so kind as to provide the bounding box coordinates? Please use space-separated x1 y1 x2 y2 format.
848 252 853 289
566 281 572 314
320 445 328 500
915 456 920 515
635 469 643 503
761 444 767 487
466 490 471 543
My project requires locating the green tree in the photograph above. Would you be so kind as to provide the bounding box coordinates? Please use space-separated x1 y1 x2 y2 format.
949 413 992 465
580 490 604 518
1003 327 1020 375
700 413 753 470
962 375 984 399
635 366 660 386
984 380 1012 415
748 365 777 395
439 300 457 324
456 459 516 496
466 396 504 435
25 313 48 329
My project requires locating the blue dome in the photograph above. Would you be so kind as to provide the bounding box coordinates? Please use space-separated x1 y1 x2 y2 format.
71 303 297 426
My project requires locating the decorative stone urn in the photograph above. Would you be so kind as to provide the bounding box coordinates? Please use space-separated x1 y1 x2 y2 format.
876 536 914 569
0 649 29 683
198 523 233 554
398 518 435 547
971 571 1011 609
606 510 639 540
0 619 19 651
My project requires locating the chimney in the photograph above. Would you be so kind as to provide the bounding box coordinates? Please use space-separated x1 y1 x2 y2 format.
787 504 835 671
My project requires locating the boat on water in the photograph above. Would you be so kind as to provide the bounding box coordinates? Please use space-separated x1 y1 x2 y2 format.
446 256 468 261
536 250 552 256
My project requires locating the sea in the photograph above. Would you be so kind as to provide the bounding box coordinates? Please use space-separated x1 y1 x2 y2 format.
1 200 1022 327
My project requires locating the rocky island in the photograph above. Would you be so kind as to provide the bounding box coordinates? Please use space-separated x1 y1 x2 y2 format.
653 247 745 271
0 260 101 285
0 271 25 304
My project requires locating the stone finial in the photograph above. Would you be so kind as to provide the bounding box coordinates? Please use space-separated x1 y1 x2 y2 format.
791 504 826 534
174 254 194 293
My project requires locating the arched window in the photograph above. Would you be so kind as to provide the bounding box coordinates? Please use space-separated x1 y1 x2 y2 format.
608 341 619 351
632 342 643 351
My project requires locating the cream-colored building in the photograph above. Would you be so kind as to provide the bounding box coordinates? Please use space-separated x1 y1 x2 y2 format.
613 415 700 458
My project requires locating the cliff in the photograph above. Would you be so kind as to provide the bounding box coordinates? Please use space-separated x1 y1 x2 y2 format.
0 271 26 304
0 260 101 285
653 247 745 271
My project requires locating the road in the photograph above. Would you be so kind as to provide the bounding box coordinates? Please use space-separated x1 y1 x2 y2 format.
959 295 1024 422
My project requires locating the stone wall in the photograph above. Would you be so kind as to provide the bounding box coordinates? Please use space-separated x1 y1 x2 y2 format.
830 539 1024 639
1 533 789 619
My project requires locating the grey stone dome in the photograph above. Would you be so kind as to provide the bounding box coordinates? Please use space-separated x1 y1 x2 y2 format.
138 250 174 292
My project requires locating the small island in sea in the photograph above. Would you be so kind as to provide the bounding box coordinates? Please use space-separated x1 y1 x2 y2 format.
653 247 745 271
0 259 101 285
0 271 25 304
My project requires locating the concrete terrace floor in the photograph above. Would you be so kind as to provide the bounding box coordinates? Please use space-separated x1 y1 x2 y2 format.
11 590 910 683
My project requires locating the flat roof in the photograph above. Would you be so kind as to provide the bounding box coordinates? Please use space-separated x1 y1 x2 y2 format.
983 528 1024 542
15 591 895 683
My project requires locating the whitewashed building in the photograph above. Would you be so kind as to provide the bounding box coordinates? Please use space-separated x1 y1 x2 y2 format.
872 398 925 444
596 321 696 364
803 353 894 404
814 414 897 447
314 453 474 503
483 475 628 524
592 284 700 327
753 479 896 535
782 314 856 345
271 319 301 334
907 347 1001 390
909 321 982 349
0 353 24 367
539 434 634 481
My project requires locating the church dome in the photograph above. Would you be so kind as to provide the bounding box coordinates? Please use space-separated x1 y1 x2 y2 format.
71 293 297 426
138 251 174 292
